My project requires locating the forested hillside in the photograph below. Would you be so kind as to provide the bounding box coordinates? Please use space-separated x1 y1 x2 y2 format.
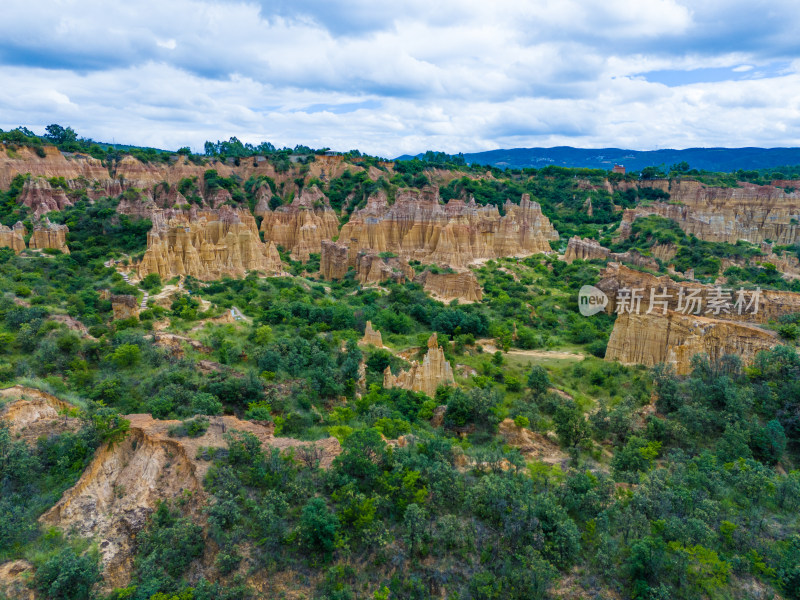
0 128 799 600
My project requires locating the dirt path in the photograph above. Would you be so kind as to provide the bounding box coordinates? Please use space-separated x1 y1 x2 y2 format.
476 338 585 360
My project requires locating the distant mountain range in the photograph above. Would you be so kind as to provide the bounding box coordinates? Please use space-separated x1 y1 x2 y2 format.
396 147 800 172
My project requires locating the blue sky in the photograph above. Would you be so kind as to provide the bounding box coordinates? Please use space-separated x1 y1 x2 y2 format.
1 0 799 156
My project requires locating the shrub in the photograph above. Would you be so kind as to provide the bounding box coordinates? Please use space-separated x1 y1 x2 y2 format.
33 548 101 600
298 497 338 555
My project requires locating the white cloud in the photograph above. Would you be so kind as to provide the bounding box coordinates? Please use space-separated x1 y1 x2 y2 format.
0 0 799 154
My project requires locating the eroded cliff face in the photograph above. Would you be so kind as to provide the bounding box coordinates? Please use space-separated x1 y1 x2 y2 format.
320 240 350 280
606 310 778 375
39 413 341 588
618 180 800 244
259 186 340 261
415 270 483 303
338 187 558 268
0 222 26 252
1 146 387 220
18 176 73 216
0 145 108 189
138 206 283 280
0 385 81 443
563 236 660 269
384 333 455 397
28 218 69 253
111 295 139 320
356 251 415 285
596 262 800 324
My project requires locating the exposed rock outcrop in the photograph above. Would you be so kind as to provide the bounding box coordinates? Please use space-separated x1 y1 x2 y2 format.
0 222 26 252
415 270 483 303
152 333 211 356
28 218 69 253
497 418 567 465
259 186 339 261
0 560 35 600
138 206 283 281
0 385 80 444
618 180 800 245
355 251 415 285
40 413 341 588
338 187 558 268
563 236 659 269
564 236 610 262
253 183 273 217
111 295 139 320
320 240 350 280
605 310 778 375
18 176 73 216
383 332 455 397
361 321 383 347
596 262 800 324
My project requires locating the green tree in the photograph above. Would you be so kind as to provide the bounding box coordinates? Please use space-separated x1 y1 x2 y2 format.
528 365 550 398
298 498 338 555
403 503 427 555
111 344 141 368
553 402 590 448
33 547 100 600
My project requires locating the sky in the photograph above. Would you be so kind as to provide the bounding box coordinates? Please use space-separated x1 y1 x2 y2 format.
1 0 800 157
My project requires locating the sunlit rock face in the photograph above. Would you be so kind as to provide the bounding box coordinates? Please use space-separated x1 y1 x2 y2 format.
563 236 660 269
596 262 800 324
415 270 483 303
598 262 800 375
320 240 350 280
17 176 73 216
361 321 384 347
605 310 778 375
619 180 800 245
384 333 455 397
259 186 340 261
111 295 139 321
320 239 483 302
28 218 70 253
338 187 558 269
138 206 282 281
0 222 26 253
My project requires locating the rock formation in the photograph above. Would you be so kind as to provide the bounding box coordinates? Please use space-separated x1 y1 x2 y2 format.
383 333 455 397
0 560 34 600
355 251 415 285
320 240 350 280
0 222 25 252
0 385 81 444
116 189 158 219
563 236 659 269
111 295 139 320
28 218 69 253
564 236 610 262
40 413 341 588
617 180 800 245
605 310 778 375
259 186 340 261
596 262 800 324
338 187 558 268
497 418 567 465
361 321 384 347
138 206 283 281
415 270 483 303
17 176 73 216
253 183 273 217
